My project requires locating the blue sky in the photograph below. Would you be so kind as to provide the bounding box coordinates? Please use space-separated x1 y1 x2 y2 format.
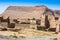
0 0 60 14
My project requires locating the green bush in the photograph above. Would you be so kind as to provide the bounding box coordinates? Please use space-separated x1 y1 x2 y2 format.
12 35 17 38
10 33 18 38
32 18 35 20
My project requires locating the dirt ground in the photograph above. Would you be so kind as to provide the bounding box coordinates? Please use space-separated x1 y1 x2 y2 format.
0 23 60 40
0 28 57 37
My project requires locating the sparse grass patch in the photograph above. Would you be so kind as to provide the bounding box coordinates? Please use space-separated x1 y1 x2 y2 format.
19 36 25 38
32 18 36 20
31 27 35 29
10 33 18 38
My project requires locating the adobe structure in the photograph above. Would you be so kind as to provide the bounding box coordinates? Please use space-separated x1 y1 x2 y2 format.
40 9 60 33
0 5 60 33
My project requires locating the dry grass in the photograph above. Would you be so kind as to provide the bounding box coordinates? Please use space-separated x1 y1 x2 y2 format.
0 28 55 38
18 29 56 37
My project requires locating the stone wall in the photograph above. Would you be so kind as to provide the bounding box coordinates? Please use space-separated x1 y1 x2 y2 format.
40 15 45 27
40 15 60 29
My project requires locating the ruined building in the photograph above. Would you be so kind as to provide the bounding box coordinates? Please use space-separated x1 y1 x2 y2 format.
0 5 60 32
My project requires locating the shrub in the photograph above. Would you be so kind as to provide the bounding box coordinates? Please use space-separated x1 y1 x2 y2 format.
19 36 25 38
32 27 35 29
10 33 18 38
32 18 35 20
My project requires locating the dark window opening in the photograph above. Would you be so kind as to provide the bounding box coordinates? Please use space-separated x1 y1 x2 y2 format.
55 17 59 20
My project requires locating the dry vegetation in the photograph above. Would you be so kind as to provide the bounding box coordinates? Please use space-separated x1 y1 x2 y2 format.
0 27 56 38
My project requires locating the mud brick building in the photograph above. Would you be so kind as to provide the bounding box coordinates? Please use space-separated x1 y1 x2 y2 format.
0 5 60 32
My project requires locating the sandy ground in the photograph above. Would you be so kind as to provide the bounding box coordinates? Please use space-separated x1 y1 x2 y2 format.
0 28 57 38
0 23 60 40
1 28 60 40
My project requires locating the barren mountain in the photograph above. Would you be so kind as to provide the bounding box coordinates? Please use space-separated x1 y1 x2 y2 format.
2 6 48 19
2 5 60 19
55 10 60 15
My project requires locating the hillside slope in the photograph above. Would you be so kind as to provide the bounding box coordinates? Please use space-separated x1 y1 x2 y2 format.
2 6 60 19
2 6 47 19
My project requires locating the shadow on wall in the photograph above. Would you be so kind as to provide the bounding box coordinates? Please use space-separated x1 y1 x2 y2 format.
45 15 50 28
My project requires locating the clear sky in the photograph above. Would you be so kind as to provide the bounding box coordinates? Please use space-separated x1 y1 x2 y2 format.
0 0 60 14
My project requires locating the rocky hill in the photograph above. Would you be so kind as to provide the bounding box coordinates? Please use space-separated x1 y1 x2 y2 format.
2 6 48 19
1 5 60 19
55 10 60 15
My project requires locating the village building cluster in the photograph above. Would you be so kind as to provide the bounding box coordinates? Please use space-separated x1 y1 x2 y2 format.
0 6 60 34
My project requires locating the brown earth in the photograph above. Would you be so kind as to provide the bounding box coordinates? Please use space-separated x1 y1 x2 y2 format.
2 6 47 19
